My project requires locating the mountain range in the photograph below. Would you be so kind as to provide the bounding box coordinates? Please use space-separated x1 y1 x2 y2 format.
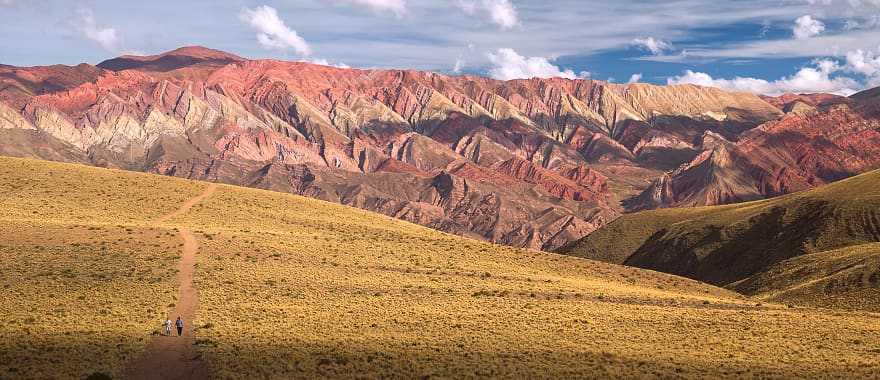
2 46 879 250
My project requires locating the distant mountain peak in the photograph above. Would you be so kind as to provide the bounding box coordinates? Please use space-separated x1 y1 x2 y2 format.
97 46 244 73
118 46 245 62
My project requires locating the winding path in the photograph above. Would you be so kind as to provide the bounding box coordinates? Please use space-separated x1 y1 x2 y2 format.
125 183 217 380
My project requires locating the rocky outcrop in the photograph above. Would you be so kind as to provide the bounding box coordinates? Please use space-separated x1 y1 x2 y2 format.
783 101 817 116
0 101 33 130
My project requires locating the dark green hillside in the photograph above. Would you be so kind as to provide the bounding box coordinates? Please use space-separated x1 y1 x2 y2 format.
559 170 880 310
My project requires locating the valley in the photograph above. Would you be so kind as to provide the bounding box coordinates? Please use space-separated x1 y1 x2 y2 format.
560 168 880 312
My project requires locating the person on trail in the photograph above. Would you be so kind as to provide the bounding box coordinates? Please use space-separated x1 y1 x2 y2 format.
164 318 173 336
175 316 184 337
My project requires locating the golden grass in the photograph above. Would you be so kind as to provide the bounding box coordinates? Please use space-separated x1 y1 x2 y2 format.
0 157 204 225
0 221 180 378
1 156 879 378
734 243 880 312
179 181 879 378
0 158 204 378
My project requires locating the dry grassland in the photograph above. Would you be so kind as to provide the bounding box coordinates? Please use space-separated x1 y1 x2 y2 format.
736 242 880 312
0 221 180 378
177 182 880 378
0 158 202 378
0 158 204 226
1 157 879 379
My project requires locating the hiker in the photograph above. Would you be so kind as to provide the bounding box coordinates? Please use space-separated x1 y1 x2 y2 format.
164 318 173 336
176 316 184 336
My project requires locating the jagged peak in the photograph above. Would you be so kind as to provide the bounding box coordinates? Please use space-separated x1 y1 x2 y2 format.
699 130 730 148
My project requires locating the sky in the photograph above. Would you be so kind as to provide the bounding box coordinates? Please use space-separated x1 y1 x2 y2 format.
2 0 880 95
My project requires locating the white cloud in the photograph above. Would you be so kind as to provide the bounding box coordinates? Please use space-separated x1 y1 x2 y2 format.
793 15 825 39
240 5 312 56
668 59 860 96
486 48 583 80
72 8 122 52
844 48 880 86
845 48 880 76
632 37 672 55
338 0 407 18
627 73 643 84
484 0 518 29
0 0 13 6
454 0 519 29
10 0 880 73
667 29 880 61
453 57 465 73
843 15 880 30
307 58 351 68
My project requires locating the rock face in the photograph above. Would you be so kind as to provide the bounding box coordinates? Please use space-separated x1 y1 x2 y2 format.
1 46 878 250
627 97 880 210
761 92 841 109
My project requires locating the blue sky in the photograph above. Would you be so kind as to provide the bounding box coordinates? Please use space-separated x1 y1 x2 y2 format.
2 0 880 95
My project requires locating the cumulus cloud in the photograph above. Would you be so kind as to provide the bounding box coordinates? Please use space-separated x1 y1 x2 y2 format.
454 0 519 29
71 8 123 52
668 60 861 96
486 48 585 80
240 5 312 56
793 15 825 39
845 48 880 86
337 0 407 18
627 73 643 84
845 48 880 76
632 37 672 55
670 46 880 95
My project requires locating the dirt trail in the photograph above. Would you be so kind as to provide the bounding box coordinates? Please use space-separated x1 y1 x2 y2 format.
125 184 217 380
153 184 218 224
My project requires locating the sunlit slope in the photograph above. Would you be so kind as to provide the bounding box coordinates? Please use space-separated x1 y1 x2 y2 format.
0 156 878 379
559 169 880 310
0 156 204 225
165 165 877 378
0 157 204 379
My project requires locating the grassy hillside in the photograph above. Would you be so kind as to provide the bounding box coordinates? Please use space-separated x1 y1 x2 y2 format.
559 169 880 310
0 158 204 378
732 243 880 312
1 157 879 378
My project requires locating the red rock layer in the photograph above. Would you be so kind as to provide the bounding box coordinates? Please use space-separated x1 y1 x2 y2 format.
3 46 879 250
